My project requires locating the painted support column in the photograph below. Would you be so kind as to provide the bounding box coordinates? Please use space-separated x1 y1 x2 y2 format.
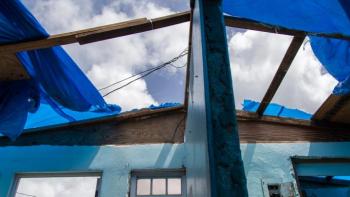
185 0 248 196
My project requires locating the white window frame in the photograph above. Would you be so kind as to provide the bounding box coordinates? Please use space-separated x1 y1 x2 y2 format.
130 168 186 197
10 171 103 197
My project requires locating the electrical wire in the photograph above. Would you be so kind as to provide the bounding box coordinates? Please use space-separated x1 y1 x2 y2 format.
16 192 36 197
99 48 188 92
101 49 188 97
98 65 165 91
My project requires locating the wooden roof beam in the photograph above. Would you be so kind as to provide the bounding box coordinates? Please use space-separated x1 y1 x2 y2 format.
224 15 350 41
0 11 190 53
256 36 305 116
312 94 350 124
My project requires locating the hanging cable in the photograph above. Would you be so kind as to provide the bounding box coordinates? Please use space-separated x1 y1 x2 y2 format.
101 49 188 97
98 65 164 91
16 192 36 197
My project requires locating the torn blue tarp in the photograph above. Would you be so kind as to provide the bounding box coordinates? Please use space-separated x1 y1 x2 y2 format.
242 100 312 120
0 0 120 140
24 102 177 131
149 102 181 110
223 0 350 95
24 102 121 130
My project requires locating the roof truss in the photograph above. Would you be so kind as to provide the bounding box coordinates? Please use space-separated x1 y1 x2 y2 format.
1 10 349 125
224 15 350 124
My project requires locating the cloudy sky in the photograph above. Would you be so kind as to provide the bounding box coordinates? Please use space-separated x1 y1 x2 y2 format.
22 0 337 114
22 0 189 112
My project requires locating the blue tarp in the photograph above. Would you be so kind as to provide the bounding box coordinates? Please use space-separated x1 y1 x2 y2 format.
242 100 312 120
223 0 350 95
24 103 120 130
149 102 181 110
0 0 120 140
24 102 180 130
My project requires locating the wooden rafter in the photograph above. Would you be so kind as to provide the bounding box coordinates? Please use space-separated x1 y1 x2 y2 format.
224 15 350 119
77 11 190 44
256 36 305 116
2 11 350 54
1 9 348 123
224 15 350 41
312 94 350 124
0 11 190 53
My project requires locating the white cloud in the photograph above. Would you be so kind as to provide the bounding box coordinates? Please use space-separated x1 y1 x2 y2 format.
23 0 189 111
22 0 336 114
228 30 337 113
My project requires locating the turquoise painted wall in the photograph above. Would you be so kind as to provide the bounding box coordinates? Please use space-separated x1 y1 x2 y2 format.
241 142 350 197
0 144 185 197
2 142 350 197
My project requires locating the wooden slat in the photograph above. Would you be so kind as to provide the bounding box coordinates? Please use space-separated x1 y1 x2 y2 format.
1 11 349 53
313 94 350 124
237 110 350 143
238 119 350 143
313 95 342 121
0 11 190 53
77 11 191 44
0 18 147 53
0 53 29 81
237 110 311 127
0 106 186 146
224 15 350 41
256 36 305 116
1 108 350 145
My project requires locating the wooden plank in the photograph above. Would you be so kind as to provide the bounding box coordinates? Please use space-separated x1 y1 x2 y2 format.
313 95 342 120
237 110 311 127
0 106 186 146
2 11 350 53
256 36 305 116
0 53 29 80
1 108 350 146
330 98 350 123
77 11 191 44
0 11 190 53
313 94 350 124
224 15 350 41
0 18 147 53
238 119 350 143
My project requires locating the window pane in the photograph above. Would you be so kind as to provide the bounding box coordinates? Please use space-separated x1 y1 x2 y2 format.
152 178 166 195
167 178 182 195
15 176 99 197
137 179 151 195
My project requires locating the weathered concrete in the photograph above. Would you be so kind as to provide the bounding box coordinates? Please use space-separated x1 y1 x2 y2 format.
185 0 247 196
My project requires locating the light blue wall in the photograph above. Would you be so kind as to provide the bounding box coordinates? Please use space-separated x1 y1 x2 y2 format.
2 142 350 197
0 144 185 197
241 142 350 197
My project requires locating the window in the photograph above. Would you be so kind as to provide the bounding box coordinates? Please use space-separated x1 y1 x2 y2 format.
130 169 186 197
11 172 102 197
261 178 295 197
267 184 281 197
292 157 350 197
